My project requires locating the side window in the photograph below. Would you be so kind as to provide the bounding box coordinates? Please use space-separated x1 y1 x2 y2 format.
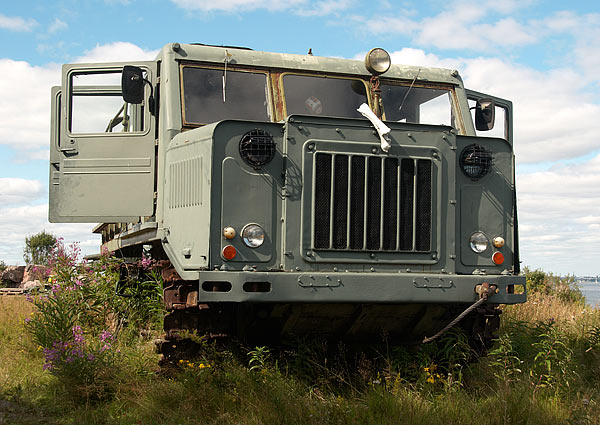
69 70 146 134
468 99 507 139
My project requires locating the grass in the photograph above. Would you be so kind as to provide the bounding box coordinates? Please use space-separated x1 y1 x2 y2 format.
2 269 600 424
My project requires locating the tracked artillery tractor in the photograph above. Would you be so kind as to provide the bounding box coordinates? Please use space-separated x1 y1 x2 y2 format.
49 43 526 347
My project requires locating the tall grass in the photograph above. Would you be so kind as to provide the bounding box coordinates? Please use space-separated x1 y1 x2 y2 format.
1 259 599 424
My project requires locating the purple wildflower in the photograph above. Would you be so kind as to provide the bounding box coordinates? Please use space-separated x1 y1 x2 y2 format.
99 330 113 342
87 354 95 361
25 318 31 323
72 326 85 344
141 254 152 269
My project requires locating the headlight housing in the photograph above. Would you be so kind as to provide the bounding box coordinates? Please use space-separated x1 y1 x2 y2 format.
460 144 492 180
364 48 391 76
241 224 265 248
239 129 276 169
469 232 489 253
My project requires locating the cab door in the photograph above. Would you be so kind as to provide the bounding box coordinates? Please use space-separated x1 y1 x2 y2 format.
49 61 157 223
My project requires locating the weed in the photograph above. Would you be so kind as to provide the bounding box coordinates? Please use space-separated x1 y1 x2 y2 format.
247 346 271 371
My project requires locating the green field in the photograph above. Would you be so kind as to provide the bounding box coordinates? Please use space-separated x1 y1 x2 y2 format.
1 259 600 425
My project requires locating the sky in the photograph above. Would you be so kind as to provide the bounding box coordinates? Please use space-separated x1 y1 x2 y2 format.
0 0 599 276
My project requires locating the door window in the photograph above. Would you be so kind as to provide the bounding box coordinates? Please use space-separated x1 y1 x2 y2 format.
69 70 146 134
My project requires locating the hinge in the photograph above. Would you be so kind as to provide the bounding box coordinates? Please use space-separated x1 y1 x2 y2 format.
155 139 159 146
153 191 158 199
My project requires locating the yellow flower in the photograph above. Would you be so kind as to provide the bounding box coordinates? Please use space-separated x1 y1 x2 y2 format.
423 367 429 372
179 359 184 364
37 346 43 351
426 377 435 384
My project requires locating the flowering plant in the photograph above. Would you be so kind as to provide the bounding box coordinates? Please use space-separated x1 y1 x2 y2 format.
25 238 163 399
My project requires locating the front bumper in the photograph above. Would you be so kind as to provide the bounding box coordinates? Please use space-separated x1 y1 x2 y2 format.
195 270 526 304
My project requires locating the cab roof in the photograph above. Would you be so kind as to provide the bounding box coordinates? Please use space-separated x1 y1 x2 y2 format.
158 42 464 87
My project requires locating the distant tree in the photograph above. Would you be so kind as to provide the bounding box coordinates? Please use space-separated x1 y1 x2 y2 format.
0 260 6 273
23 231 57 265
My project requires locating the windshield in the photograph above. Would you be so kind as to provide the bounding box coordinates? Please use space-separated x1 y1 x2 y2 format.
182 67 270 124
381 84 453 127
283 74 367 118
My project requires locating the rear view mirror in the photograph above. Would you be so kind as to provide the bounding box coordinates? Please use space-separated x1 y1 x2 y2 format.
475 98 495 131
122 66 144 104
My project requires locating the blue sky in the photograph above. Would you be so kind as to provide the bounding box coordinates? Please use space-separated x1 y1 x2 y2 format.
1 0 599 275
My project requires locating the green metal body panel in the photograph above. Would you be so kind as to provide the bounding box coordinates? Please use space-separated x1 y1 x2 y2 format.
49 43 526 311
49 61 158 222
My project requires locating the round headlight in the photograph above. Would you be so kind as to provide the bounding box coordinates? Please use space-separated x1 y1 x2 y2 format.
239 129 276 169
460 144 492 180
241 224 265 248
469 232 489 253
365 48 391 76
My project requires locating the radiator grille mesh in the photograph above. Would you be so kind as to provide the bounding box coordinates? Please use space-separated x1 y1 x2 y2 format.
312 153 432 252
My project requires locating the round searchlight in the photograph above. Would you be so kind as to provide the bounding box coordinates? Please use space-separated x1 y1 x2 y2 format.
365 48 391 76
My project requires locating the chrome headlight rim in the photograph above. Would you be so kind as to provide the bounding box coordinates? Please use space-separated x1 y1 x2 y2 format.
241 223 265 248
469 231 489 254
364 48 391 76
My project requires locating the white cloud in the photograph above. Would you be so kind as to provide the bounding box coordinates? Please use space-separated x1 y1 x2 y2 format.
0 42 157 152
170 0 354 14
516 153 600 274
170 0 306 12
386 49 600 163
0 13 37 32
0 178 44 205
296 0 354 17
0 59 59 150
48 18 67 34
75 42 158 63
0 204 100 265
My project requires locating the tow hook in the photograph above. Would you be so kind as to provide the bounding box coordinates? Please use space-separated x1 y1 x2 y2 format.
422 282 498 344
475 282 498 299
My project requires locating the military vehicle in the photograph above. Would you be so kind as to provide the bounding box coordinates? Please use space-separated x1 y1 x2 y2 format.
49 43 526 346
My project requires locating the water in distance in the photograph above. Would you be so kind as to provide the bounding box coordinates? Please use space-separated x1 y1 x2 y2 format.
579 281 600 308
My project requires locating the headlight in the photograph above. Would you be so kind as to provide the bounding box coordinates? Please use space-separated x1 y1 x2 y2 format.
365 48 391 76
469 232 489 253
239 129 276 169
460 144 492 180
241 224 265 248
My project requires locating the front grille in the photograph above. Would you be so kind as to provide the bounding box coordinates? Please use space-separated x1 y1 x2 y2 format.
313 153 432 252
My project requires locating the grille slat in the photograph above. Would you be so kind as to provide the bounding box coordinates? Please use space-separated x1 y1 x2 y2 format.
416 159 432 252
366 157 382 250
332 155 349 249
399 159 414 251
349 156 365 249
383 158 398 250
313 153 432 253
313 153 331 249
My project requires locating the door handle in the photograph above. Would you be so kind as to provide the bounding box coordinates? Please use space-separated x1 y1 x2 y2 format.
60 139 79 154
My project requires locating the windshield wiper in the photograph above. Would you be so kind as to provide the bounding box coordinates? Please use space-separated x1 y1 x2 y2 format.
398 68 421 113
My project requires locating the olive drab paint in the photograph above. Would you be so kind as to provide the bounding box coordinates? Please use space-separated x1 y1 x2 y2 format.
49 43 526 341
